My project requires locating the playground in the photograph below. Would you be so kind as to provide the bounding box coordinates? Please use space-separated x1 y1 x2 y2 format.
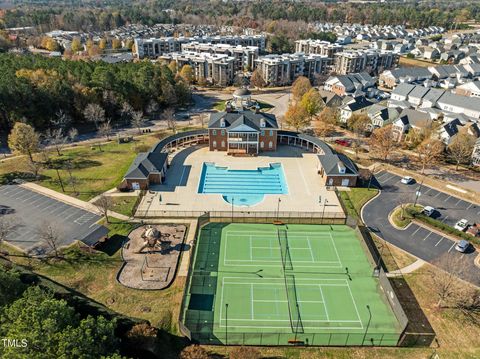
118 224 187 290
182 223 403 346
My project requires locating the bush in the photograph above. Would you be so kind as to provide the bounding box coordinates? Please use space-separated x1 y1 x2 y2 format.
180 345 210 359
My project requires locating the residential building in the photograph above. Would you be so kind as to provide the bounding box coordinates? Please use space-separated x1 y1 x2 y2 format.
208 109 279 155
160 51 235 86
367 104 400 130
333 50 397 75
122 152 168 190
324 72 375 96
318 90 344 108
455 81 480 97
379 67 433 89
391 108 434 141
339 96 374 123
255 53 329 86
295 40 343 58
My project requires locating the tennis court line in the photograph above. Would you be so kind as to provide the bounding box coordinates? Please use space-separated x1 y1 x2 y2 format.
306 236 315 261
329 233 343 265
318 285 329 321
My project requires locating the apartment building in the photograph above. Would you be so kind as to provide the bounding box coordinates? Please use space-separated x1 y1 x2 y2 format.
334 50 398 75
255 53 329 86
160 51 235 86
295 40 343 58
181 42 258 72
134 35 265 58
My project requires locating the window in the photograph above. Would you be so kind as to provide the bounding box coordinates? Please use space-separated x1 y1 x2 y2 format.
213 141 217 148
269 141 273 149
260 141 264 148
261 130 265 136
212 130 217 135
269 130 273 136
221 140 225 147
221 130 225 136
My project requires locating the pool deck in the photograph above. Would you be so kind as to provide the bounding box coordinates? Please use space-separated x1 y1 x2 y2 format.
136 145 344 216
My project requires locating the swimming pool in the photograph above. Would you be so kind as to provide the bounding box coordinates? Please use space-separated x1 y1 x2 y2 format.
197 162 288 206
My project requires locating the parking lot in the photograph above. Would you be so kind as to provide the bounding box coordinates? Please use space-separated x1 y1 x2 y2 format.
0 185 101 255
362 170 480 286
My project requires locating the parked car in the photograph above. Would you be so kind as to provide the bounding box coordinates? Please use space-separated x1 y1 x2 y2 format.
455 239 470 253
422 206 436 217
335 139 352 147
401 176 415 185
454 219 469 232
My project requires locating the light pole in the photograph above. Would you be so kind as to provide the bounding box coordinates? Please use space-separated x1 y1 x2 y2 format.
368 165 376 190
225 303 229 345
362 305 372 346
276 198 281 220
413 176 425 208
321 198 328 224
231 197 234 223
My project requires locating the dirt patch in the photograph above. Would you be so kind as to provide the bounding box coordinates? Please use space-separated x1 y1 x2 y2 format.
118 224 187 290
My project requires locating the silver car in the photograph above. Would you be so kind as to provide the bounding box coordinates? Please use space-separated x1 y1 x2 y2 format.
455 240 470 253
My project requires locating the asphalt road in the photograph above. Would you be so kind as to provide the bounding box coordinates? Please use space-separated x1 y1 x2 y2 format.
362 170 480 286
0 185 101 256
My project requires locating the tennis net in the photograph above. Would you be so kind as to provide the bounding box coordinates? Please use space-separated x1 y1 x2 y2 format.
284 273 304 334
277 229 293 271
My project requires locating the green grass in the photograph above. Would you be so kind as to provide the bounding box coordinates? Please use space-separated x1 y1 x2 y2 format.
0 134 163 201
99 196 138 217
389 205 422 229
184 223 401 346
338 188 379 219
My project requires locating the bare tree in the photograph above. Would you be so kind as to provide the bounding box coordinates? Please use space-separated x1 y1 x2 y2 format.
65 160 79 195
94 195 113 223
98 119 112 141
26 157 43 178
121 102 134 125
37 221 62 258
53 110 72 131
83 103 106 129
131 111 146 134
369 125 398 162
45 128 67 156
68 128 78 143
161 108 177 134
417 138 445 174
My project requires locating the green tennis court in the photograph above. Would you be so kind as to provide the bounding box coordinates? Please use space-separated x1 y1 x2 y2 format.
182 223 403 346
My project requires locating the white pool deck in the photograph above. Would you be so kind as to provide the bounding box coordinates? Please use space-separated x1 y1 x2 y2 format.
136 145 344 216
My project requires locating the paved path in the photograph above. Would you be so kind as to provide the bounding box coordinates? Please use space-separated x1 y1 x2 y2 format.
386 259 426 277
362 170 480 287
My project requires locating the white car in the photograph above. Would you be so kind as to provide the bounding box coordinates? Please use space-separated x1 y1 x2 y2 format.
401 176 414 184
455 240 470 253
422 206 436 217
454 219 469 232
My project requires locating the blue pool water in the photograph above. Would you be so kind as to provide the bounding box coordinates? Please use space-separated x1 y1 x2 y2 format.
197 162 288 206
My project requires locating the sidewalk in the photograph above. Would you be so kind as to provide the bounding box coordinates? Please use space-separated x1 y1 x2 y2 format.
20 182 129 221
386 259 425 277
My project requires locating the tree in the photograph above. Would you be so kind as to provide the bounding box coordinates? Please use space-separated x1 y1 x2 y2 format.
448 132 476 170
0 267 27 307
98 119 112 141
37 221 62 258
369 125 398 161
347 113 370 136
53 110 72 131
45 128 67 156
179 64 195 84
250 69 266 89
121 101 134 124
162 108 177 134
8 122 40 163
71 37 82 52
417 138 445 174
285 103 309 132
95 195 113 223
68 128 78 143
0 215 20 252
83 103 106 129
168 61 178 74
99 38 107 50
300 88 324 120
180 345 209 359
292 76 312 101
112 38 122 49
313 120 333 139
131 111 145 134
26 157 43 178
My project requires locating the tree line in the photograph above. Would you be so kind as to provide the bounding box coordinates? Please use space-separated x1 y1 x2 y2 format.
0 53 191 134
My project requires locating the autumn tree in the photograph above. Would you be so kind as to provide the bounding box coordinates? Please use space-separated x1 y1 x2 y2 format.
448 132 476 170
180 345 209 359
285 103 309 132
250 69 266 89
112 38 122 49
347 113 370 136
369 125 398 161
168 61 178 74
300 88 324 120
71 37 82 52
292 76 312 101
8 122 40 162
313 107 337 139
179 64 195 84
417 138 445 174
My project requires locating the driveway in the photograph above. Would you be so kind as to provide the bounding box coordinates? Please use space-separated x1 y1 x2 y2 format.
0 185 102 256
362 170 480 286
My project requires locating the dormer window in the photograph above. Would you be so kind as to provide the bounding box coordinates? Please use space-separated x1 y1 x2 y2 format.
220 119 226 127
337 162 346 174
260 119 266 128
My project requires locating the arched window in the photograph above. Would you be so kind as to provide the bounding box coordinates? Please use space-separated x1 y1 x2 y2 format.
221 140 225 147
269 141 273 148
260 141 264 148
213 141 217 148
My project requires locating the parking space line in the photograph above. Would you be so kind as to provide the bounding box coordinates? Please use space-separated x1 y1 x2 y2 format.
454 199 463 206
467 203 473 210
433 192 441 198
435 237 444 246
411 227 421 237
444 195 451 202
423 232 432 241
447 243 456 253
423 188 432 195
441 216 449 223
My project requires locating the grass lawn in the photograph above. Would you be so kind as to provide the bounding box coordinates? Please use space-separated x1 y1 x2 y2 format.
0 134 163 201
338 187 379 218
96 196 139 217
1 219 186 335
390 204 422 229
372 236 417 272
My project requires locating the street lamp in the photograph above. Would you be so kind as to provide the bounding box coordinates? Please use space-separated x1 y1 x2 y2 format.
362 305 372 346
231 197 234 223
413 176 425 208
276 198 281 220
321 198 328 224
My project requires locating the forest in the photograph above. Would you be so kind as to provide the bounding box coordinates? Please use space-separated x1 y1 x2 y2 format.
0 53 190 133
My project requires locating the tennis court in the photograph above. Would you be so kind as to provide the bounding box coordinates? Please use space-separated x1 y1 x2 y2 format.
182 223 403 346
